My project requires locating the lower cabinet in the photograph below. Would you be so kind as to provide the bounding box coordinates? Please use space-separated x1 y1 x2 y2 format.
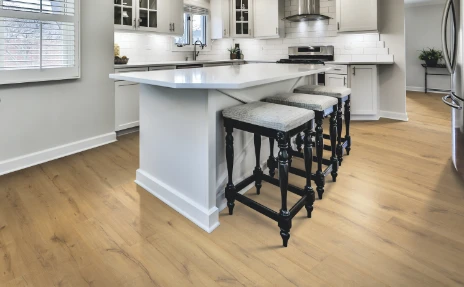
349 65 378 120
115 81 141 131
325 73 347 88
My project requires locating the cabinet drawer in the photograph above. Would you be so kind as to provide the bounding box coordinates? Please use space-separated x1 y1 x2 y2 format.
114 67 148 74
326 64 348 75
149 66 176 71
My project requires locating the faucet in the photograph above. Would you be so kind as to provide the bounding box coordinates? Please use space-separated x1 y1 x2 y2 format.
193 40 204 61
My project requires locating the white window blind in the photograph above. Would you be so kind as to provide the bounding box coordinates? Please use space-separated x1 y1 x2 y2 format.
0 0 80 85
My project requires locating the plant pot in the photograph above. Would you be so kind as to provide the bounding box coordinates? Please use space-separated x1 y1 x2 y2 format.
425 59 438 67
230 54 236 60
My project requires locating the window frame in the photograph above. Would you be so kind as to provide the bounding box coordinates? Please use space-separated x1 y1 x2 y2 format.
172 12 211 52
0 0 81 85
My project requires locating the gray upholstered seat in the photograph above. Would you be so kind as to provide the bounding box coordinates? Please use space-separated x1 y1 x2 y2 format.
222 101 315 132
294 85 351 98
265 93 338 112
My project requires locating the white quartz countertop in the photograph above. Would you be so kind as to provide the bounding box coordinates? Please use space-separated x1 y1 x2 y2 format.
110 63 332 89
326 60 394 65
114 59 276 69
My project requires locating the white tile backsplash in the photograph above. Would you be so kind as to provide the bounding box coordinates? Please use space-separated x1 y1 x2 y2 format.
115 0 392 63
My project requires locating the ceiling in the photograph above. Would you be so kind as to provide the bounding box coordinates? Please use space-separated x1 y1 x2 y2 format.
405 0 446 6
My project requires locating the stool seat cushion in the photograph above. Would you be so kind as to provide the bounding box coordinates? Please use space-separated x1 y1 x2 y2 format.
222 102 315 132
294 85 351 98
265 93 338 112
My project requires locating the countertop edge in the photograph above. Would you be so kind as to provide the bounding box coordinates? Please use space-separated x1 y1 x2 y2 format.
109 66 333 90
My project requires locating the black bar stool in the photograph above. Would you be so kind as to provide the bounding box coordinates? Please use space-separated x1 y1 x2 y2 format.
265 93 339 199
222 101 315 247
294 85 352 165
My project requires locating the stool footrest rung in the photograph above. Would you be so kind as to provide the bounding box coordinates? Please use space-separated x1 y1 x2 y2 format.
235 193 279 221
290 195 308 218
289 150 332 166
235 174 256 192
262 174 305 197
289 166 332 179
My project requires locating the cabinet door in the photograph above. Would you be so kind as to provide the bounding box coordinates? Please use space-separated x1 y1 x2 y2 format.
170 0 185 36
136 0 171 33
115 81 140 131
336 0 377 32
349 65 378 115
325 74 347 88
211 0 230 39
114 0 136 30
254 0 278 38
231 0 253 38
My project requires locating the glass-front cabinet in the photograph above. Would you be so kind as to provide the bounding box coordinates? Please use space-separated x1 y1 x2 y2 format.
231 0 253 38
114 0 137 30
114 0 181 35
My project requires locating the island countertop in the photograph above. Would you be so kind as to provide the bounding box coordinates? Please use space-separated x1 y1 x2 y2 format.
109 63 332 90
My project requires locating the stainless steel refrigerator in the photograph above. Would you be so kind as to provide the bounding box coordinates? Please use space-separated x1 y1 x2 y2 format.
442 0 464 180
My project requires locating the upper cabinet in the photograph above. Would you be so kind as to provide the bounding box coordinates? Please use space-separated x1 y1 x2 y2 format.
211 0 231 39
253 0 284 39
336 0 377 32
231 0 253 38
114 0 184 36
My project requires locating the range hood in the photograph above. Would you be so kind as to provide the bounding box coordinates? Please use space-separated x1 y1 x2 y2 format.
284 0 331 22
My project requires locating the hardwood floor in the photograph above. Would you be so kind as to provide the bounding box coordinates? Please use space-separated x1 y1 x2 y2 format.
1 91 463 286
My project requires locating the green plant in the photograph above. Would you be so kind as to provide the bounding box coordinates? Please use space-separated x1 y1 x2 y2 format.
227 46 237 54
418 48 443 61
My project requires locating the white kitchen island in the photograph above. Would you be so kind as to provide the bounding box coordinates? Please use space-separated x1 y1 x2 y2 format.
110 63 332 232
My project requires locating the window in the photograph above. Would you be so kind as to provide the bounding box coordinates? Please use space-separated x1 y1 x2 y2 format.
174 13 207 48
0 0 80 85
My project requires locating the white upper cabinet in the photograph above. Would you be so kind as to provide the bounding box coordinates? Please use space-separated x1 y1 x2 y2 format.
211 0 231 39
253 0 284 39
231 0 253 38
114 0 184 35
336 0 377 32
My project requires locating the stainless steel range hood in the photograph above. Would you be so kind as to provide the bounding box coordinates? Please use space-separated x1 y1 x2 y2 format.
284 0 331 22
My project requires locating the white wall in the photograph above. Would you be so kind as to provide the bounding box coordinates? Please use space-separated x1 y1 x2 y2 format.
378 0 408 120
0 0 116 174
405 4 451 92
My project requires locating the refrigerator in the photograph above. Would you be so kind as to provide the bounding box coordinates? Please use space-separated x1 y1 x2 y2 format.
442 0 464 181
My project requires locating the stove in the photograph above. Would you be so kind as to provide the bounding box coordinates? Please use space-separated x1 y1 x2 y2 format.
277 46 334 85
277 46 334 64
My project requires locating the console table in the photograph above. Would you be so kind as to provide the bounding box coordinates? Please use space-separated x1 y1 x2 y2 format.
422 64 451 93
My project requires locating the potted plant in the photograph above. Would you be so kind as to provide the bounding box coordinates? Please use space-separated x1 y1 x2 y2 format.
419 48 443 67
228 47 237 60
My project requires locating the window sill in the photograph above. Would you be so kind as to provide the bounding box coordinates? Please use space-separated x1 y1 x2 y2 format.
171 44 212 52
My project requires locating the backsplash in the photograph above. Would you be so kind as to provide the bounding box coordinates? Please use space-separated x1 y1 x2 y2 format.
115 0 393 63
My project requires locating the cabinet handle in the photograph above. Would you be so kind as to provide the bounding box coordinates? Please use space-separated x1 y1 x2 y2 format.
276 27 278 34
170 23 173 31
224 29 226 36
133 19 136 28
353 67 356 76
173 23 175 31
337 22 340 30
344 76 346 86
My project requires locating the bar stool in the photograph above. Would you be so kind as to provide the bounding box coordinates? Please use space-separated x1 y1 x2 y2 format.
222 101 315 247
294 85 352 165
265 93 339 199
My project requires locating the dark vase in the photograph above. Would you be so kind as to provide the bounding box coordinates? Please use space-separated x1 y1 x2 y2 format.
425 59 438 67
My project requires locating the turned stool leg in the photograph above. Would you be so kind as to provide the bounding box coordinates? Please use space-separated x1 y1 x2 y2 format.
295 132 303 153
277 133 291 247
254 134 263 195
267 138 278 178
225 125 236 215
287 138 293 169
303 127 315 218
330 106 339 182
345 95 352 155
315 114 325 199
337 100 344 166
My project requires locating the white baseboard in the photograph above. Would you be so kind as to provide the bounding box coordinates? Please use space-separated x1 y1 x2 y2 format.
136 169 220 233
407 86 448 94
0 132 117 176
379 111 409 121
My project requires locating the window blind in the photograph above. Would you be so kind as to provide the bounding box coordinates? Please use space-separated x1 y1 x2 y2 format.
0 0 79 85
184 5 209 16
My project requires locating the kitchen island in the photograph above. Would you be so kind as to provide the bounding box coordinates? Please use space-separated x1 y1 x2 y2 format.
110 63 332 232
